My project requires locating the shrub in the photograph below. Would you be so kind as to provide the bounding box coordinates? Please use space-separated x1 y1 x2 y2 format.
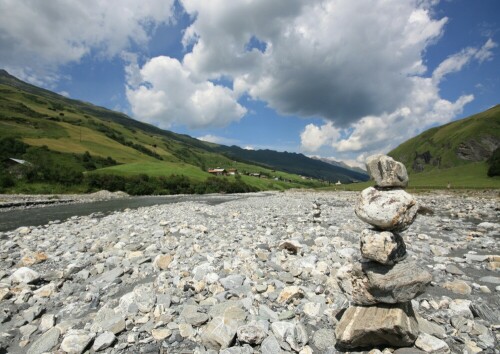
487 147 500 177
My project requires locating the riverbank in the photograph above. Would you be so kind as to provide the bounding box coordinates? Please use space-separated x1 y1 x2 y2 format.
0 190 498 353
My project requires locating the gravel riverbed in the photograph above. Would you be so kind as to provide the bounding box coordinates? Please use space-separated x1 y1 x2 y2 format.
0 190 498 353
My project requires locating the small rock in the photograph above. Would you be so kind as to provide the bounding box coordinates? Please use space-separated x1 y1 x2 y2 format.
92 331 116 351
20 251 48 266
415 333 450 353
260 334 282 354
60 329 93 354
237 324 267 345
153 254 173 270
151 327 172 340
277 286 304 304
39 314 56 332
442 280 471 295
312 328 336 351
10 267 40 284
478 276 500 284
26 327 61 354
444 264 464 276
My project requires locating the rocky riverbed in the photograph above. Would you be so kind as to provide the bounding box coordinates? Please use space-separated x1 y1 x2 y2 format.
0 191 129 211
0 190 498 353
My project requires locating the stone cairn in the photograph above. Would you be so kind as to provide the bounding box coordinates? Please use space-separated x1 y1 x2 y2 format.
335 154 432 349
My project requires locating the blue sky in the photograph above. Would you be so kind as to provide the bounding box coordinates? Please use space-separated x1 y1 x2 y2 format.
0 0 498 168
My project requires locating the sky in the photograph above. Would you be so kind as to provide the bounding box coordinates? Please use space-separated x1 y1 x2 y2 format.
0 0 498 168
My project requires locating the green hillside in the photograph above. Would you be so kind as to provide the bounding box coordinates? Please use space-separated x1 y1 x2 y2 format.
389 105 500 174
0 70 351 194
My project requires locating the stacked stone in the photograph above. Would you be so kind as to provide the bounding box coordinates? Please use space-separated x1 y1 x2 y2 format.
335 154 432 349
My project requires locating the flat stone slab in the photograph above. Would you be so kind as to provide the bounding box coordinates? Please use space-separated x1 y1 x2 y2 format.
335 302 418 349
337 260 432 305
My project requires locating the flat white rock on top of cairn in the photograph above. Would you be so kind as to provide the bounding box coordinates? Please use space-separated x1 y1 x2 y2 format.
335 154 430 350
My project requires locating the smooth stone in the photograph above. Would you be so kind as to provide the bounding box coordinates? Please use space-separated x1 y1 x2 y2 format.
414 333 450 353
444 264 464 276
416 316 446 339
355 187 418 231
10 267 40 284
365 154 409 188
337 260 432 305
335 302 419 349
442 280 471 295
478 276 500 284
360 229 407 265
60 329 93 354
92 331 116 351
26 327 61 354
151 327 172 340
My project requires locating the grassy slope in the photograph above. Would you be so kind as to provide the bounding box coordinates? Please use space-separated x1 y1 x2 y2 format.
389 105 500 172
0 79 325 191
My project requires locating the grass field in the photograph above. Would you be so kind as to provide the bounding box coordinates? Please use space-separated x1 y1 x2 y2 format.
325 162 500 191
90 162 212 181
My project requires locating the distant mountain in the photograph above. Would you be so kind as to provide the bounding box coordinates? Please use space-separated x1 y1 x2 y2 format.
0 69 367 188
212 145 370 183
310 156 368 175
389 105 500 174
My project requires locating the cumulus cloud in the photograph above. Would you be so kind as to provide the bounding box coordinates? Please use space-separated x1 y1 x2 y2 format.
326 39 494 155
179 0 447 125
126 56 246 129
0 0 174 84
300 123 340 152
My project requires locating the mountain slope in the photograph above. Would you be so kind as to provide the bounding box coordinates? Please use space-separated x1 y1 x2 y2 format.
0 70 365 188
389 105 500 173
214 145 369 183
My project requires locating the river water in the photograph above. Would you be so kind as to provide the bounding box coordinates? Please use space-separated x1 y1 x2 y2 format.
0 194 259 232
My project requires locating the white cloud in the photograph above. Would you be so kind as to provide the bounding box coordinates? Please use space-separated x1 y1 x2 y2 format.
433 39 497 82
300 122 340 152
299 38 494 159
180 0 447 125
58 91 70 98
126 56 246 129
243 146 255 151
0 0 175 85
197 134 238 145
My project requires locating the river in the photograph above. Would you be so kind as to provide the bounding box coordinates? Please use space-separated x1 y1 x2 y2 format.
0 194 264 232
